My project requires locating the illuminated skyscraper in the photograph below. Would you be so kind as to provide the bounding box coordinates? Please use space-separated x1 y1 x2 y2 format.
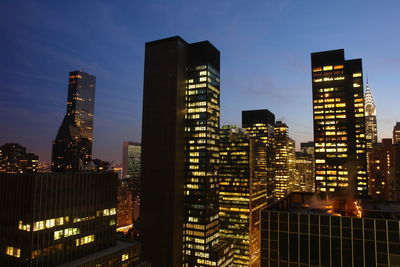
219 125 267 266
364 81 377 149
311 49 368 196
393 122 400 144
242 109 275 201
52 71 96 172
273 121 291 200
141 36 232 267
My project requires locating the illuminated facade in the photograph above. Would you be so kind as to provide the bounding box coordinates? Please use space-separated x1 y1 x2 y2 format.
219 125 267 266
311 49 368 196
294 151 315 192
273 121 292 200
368 139 393 200
141 36 232 267
364 82 377 149
0 143 38 173
393 122 400 144
0 173 140 266
261 192 400 267
242 109 275 202
117 180 134 228
52 71 96 172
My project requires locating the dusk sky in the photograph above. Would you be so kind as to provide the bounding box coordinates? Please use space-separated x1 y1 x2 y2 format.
2 0 400 164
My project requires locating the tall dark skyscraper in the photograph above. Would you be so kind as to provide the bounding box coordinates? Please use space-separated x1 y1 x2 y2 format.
311 49 368 196
52 71 96 172
141 36 232 267
242 109 275 202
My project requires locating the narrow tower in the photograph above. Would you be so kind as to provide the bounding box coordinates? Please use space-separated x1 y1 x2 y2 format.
52 71 96 172
364 80 377 149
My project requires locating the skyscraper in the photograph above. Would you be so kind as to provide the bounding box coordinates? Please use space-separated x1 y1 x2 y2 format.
273 121 292 200
219 125 267 266
311 49 368 196
141 36 232 266
242 109 275 201
364 81 377 149
393 122 400 144
0 143 38 173
52 71 96 172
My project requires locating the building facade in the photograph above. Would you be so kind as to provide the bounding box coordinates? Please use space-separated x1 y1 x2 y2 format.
261 192 400 267
141 36 232 267
52 71 96 172
219 125 267 266
0 173 138 266
311 49 368 196
242 109 275 202
294 151 315 192
0 143 38 173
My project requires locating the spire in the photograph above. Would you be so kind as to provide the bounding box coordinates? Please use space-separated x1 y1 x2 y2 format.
364 80 376 116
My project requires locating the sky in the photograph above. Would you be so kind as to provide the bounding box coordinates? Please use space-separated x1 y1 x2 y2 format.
1 0 400 164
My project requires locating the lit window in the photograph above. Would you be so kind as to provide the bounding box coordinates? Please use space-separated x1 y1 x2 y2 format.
122 253 129 261
313 67 322 72
323 65 333 71
6 247 20 258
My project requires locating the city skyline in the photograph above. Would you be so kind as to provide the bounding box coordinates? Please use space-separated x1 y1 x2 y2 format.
2 1 400 163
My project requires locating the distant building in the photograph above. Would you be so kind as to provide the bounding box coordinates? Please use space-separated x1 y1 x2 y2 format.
300 141 314 155
122 142 141 179
52 71 96 172
261 192 400 267
0 143 38 173
122 141 141 204
242 109 275 201
393 122 400 144
0 173 140 266
219 125 267 266
141 36 232 266
311 49 368 196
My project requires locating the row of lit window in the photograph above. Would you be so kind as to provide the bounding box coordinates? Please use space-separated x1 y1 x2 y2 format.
313 77 345 82
75 234 95 246
54 228 80 240
313 65 344 72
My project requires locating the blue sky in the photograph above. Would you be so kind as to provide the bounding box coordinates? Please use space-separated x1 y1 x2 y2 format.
1 0 400 163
